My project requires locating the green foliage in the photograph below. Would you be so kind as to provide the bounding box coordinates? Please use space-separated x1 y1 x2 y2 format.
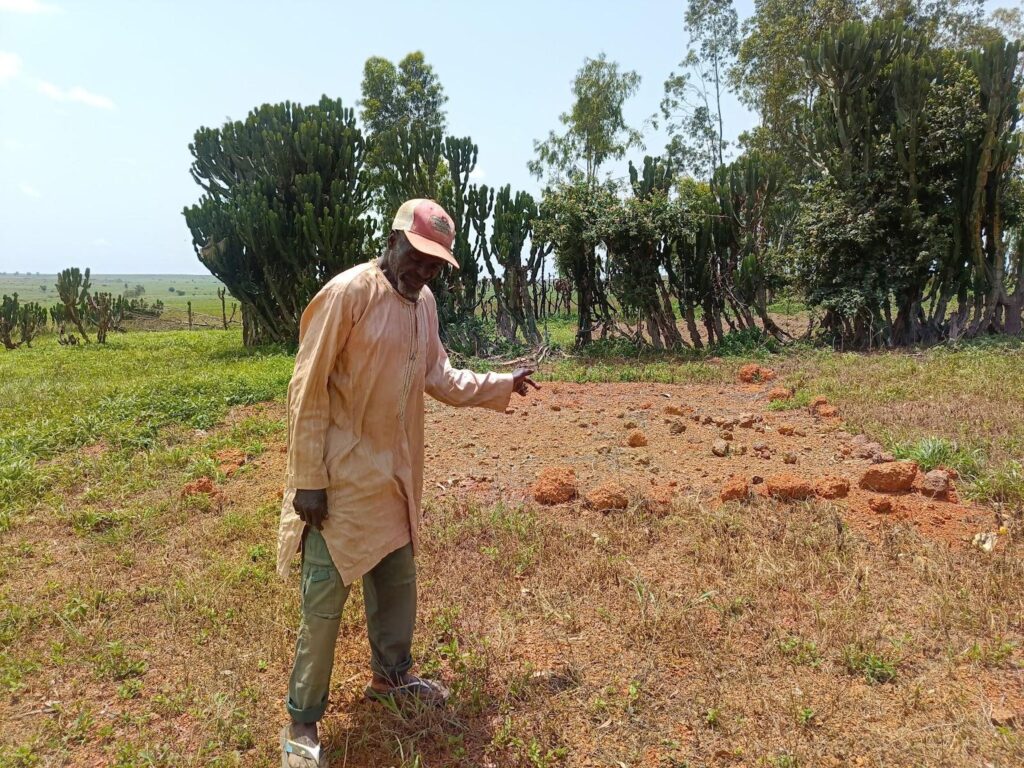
183 97 376 346
85 292 128 344
796 19 1024 347
842 644 899 684
892 437 982 477
601 156 689 349
778 635 823 667
659 0 739 176
477 185 547 345
709 327 781 357
0 293 46 350
360 51 449 215
56 267 92 343
360 52 447 141
529 53 643 185
534 178 617 347
732 0 861 158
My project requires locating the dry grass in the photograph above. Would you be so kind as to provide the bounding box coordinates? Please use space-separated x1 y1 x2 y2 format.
2 331 1023 766
2 410 1021 766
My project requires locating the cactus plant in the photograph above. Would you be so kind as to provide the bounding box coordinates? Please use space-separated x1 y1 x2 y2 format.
0 294 47 349
55 267 92 343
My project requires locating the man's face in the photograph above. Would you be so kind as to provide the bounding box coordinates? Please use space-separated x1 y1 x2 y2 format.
388 231 446 300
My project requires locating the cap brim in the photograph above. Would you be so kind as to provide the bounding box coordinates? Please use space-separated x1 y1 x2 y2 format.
405 230 460 269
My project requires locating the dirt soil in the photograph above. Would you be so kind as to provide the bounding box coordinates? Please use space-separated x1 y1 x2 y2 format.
419 380 1000 550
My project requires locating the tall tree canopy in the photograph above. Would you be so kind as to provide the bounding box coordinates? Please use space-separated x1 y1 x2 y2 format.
359 51 448 138
659 0 740 177
529 53 644 185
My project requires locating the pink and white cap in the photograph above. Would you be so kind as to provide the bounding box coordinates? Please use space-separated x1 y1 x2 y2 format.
392 198 459 269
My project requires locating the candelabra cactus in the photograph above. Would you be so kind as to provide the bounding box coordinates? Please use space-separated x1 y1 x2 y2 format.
85 292 127 343
477 185 543 345
56 267 92 343
0 293 47 349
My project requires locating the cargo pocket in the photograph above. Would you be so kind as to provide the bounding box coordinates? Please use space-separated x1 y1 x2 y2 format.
301 565 346 620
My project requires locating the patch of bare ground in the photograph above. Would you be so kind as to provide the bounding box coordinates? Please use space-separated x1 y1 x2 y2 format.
1 383 1021 766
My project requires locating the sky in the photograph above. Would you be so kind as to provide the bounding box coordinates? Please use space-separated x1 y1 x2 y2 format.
0 0 1014 275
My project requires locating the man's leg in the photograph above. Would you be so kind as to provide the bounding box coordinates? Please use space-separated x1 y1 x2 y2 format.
286 527 350 738
362 543 417 684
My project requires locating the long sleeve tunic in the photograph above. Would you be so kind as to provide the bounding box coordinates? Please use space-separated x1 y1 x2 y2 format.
276 262 514 584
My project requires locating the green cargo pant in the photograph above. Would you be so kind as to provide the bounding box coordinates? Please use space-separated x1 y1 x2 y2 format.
286 528 417 723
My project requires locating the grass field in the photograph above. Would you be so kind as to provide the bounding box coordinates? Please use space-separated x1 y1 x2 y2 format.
0 273 229 321
1 328 1022 766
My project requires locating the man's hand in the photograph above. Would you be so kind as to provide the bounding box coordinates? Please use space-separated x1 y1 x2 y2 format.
511 367 540 397
293 488 328 530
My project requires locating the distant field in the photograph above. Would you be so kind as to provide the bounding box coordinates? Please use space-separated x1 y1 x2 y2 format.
0 273 229 318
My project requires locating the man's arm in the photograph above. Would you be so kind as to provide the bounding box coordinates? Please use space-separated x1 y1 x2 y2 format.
423 295 534 409
286 283 354 529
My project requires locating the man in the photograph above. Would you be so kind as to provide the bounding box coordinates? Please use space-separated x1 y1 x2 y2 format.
278 199 538 767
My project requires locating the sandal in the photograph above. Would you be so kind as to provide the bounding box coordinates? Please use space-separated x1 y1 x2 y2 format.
280 725 327 768
364 675 449 708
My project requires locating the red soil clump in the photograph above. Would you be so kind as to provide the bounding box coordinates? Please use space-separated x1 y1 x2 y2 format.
719 476 750 503
531 466 578 505
626 430 648 447
815 475 850 499
868 495 896 514
181 477 216 497
859 461 918 493
738 364 776 384
214 448 246 477
584 482 630 512
643 483 676 516
765 473 814 501
767 387 792 402
919 469 956 501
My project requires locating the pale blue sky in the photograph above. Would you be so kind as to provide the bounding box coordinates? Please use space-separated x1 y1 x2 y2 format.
0 0 1012 274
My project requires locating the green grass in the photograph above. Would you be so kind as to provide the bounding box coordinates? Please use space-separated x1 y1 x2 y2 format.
842 644 900 684
0 330 292 527
0 273 229 318
772 337 1024 505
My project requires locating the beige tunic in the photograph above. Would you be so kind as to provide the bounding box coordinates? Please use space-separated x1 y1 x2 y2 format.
277 262 514 584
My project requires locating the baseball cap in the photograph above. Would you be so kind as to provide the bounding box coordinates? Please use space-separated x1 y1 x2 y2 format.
392 199 459 269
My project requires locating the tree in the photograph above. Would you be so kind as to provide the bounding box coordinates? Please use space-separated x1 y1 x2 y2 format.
531 54 643 348
360 52 449 213
989 4 1024 41
659 0 740 177
534 180 617 346
529 53 644 185
796 18 1024 346
360 52 448 138
732 0 862 161
183 97 376 346
871 0 988 48
85 293 127 344
713 151 790 339
476 185 545 345
601 157 689 349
